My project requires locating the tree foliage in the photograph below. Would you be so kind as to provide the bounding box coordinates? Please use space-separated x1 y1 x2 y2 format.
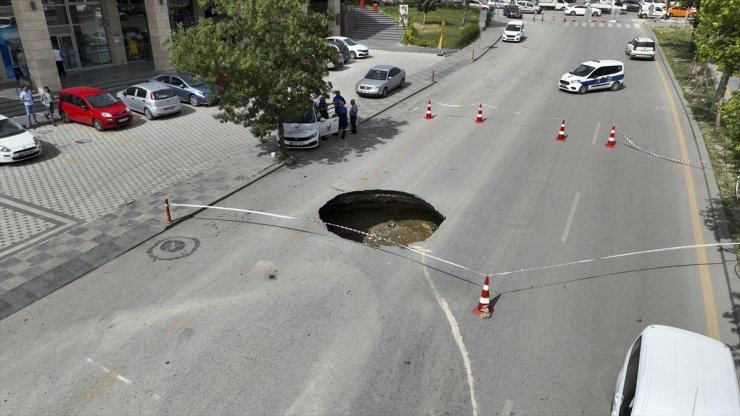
693 0 739 113
166 0 335 153
417 0 440 24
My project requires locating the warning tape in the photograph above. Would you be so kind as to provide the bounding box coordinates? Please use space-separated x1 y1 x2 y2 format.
168 202 738 282
616 127 709 166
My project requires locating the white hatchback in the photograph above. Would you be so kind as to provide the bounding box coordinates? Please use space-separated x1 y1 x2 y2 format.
0 115 42 164
625 37 656 60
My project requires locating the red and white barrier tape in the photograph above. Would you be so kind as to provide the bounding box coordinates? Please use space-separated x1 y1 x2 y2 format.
616 127 709 166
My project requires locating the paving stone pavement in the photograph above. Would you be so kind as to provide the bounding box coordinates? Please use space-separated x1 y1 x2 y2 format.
0 29 502 320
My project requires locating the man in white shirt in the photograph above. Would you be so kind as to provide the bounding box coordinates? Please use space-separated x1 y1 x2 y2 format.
53 46 65 75
19 85 37 127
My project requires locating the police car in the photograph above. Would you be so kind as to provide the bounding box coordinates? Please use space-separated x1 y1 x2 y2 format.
558 59 624 94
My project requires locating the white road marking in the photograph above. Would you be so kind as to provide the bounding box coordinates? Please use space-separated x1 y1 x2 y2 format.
409 107 419 113
561 192 581 243
592 121 601 145
501 399 514 416
85 357 133 385
421 258 478 416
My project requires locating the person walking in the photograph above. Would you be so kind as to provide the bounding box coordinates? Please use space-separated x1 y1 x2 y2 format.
53 45 65 75
332 90 345 116
40 86 56 126
349 99 358 134
19 85 37 127
337 100 348 139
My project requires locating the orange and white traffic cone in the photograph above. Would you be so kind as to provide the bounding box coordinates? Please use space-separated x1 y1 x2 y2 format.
605 124 616 148
556 118 567 141
592 15 596 22
425 100 432 120
164 198 172 225
562 14 566 22
475 104 483 124
473 276 493 318
602 15 606 23
572 14 576 22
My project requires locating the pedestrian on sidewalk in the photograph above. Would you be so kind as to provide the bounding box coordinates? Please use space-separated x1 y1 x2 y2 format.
19 85 37 127
349 99 358 134
53 45 65 76
332 90 345 116
41 86 56 126
337 100 348 139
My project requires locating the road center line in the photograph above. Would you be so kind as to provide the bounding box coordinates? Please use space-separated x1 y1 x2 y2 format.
561 192 580 243
164 308 201 337
591 121 601 146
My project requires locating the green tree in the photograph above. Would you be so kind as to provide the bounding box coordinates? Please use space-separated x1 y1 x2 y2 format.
166 0 336 156
417 0 440 24
693 0 739 120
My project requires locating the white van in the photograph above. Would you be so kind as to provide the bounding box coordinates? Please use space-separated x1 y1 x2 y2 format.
502 21 525 42
612 325 740 416
558 59 624 94
283 104 339 149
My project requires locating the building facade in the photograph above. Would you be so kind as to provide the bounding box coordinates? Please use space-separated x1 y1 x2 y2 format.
1 0 348 94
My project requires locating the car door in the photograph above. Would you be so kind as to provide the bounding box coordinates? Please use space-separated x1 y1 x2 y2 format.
388 68 400 90
169 76 189 102
65 95 85 123
76 96 95 125
133 87 148 113
587 67 605 90
119 87 136 109
319 106 339 136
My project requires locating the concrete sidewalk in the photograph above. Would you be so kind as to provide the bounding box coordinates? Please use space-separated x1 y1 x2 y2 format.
0 29 502 320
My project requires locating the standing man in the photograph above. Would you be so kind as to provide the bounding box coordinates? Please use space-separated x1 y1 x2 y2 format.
19 86 37 127
337 100 348 139
332 90 345 116
53 45 65 75
349 99 359 134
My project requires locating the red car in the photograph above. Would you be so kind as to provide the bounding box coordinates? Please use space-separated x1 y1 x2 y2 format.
58 87 132 131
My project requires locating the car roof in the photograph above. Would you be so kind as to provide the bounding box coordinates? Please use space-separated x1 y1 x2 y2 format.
153 71 193 78
507 20 524 25
369 64 398 71
59 86 106 96
125 81 172 91
582 59 624 66
634 37 655 42
634 325 740 415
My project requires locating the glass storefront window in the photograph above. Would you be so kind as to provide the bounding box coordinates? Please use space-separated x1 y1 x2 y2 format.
44 5 69 25
73 24 110 67
68 4 103 25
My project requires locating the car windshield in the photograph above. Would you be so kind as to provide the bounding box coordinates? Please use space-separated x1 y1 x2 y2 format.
364 69 389 80
0 119 25 138
153 89 175 99
505 23 521 31
86 93 118 108
570 64 595 77
636 41 654 47
180 74 204 87
287 109 316 124
343 38 357 46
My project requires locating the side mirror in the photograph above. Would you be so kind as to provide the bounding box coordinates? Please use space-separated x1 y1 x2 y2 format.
81 104 88 110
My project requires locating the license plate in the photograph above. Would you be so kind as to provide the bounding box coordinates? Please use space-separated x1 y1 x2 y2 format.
18 150 34 157
117 117 129 123
164 106 175 111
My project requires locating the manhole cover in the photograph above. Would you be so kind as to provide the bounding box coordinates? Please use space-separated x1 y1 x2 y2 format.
148 237 200 260
318 190 444 246
75 138 93 144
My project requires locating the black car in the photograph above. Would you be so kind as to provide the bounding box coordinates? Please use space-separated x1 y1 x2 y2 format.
503 3 523 17
326 39 351 63
621 0 640 12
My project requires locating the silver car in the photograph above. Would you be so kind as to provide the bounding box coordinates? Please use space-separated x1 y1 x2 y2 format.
116 82 181 119
355 65 406 98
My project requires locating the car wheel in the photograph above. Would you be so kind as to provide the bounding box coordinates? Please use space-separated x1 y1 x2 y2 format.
610 81 620 91
399 78 405 89
60 111 69 123
93 119 103 131
189 95 200 106
381 87 388 98
629 53 634 60
571 11 576 15
350 51 356 60
144 108 153 120
578 85 587 94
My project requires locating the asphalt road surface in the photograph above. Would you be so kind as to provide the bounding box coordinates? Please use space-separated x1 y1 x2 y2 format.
1 19 737 415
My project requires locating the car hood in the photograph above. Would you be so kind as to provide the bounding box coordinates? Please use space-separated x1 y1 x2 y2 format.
191 85 212 95
353 43 369 50
95 102 129 113
504 29 522 35
0 130 37 151
283 123 318 137
561 73 584 81
357 79 388 88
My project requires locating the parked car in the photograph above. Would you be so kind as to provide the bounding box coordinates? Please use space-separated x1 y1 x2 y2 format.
326 36 370 59
116 82 182 120
148 72 214 106
468 0 490 9
0 115 42 164
326 44 345 70
502 20 525 42
58 87 132 131
0 16 16 28
503 3 523 17
666 5 695 16
638 3 665 18
516 0 541 13
563 4 601 15
355 65 406 98
487 0 506 8
625 37 655 60
326 39 351 63
621 0 641 12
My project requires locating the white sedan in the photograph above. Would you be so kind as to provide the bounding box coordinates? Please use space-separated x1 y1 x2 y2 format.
468 0 490 10
563 4 601 15
0 115 42 163
326 36 370 60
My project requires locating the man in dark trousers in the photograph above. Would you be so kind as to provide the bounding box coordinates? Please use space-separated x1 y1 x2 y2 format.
349 99 358 134
336 100 348 139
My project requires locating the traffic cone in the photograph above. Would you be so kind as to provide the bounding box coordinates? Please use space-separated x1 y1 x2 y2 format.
475 104 483 123
556 118 566 141
605 124 616 148
592 15 596 22
602 15 606 23
425 100 432 120
473 276 493 318
563 15 566 22
541 12 544 21
572 14 576 22
164 198 172 225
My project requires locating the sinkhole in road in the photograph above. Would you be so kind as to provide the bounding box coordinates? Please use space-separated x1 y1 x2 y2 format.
318 190 445 246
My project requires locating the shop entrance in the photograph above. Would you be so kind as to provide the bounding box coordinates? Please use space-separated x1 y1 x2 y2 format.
55 34 80 72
